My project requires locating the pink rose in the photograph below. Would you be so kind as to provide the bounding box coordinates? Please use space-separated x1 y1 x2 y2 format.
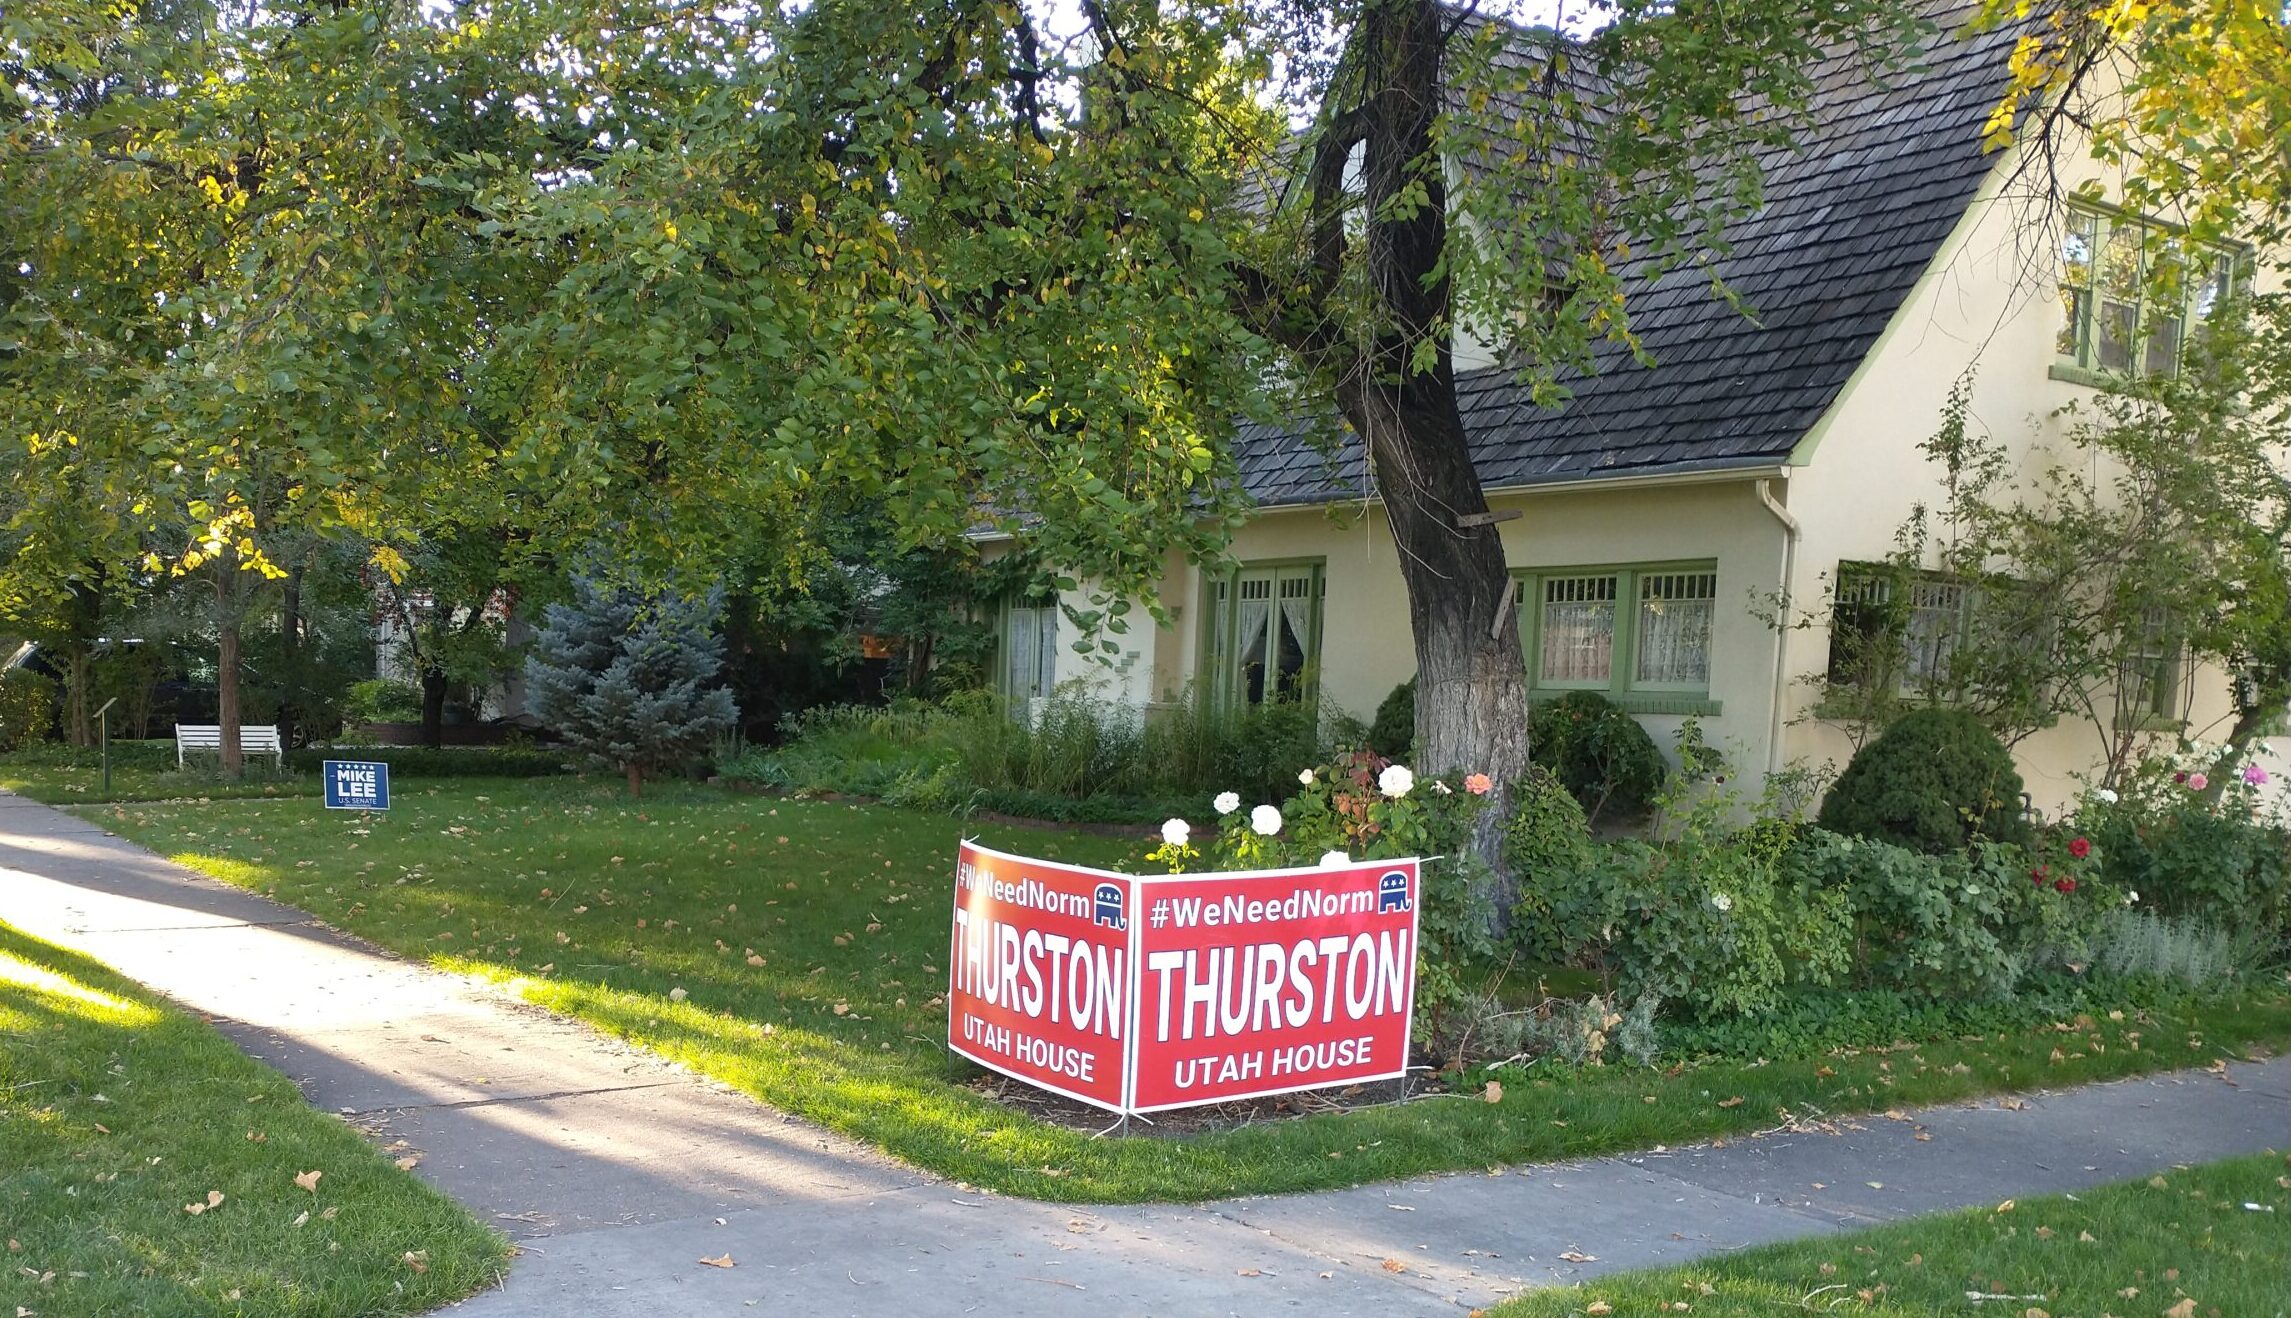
1464 773 1493 796
2188 772 2210 792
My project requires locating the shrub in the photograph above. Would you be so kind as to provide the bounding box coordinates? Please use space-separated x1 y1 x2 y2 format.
2089 908 2262 986
1502 764 1596 961
524 575 739 795
342 679 423 724
1815 707 2033 854
1597 833 1855 1018
0 668 56 751
1369 677 1415 762
1781 827 2109 998
2070 761 2291 936
1528 690 1666 821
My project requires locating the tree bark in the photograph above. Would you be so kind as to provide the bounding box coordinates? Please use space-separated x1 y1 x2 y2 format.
420 662 449 749
62 570 102 747
625 762 643 797
277 563 303 748
1341 1 1531 873
218 615 244 778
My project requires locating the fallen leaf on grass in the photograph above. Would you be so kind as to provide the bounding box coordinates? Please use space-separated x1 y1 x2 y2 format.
2165 1301 2195 1318
1482 1081 1503 1104
395 1155 421 1171
291 1211 309 1228
1716 1096 1744 1108
183 1191 224 1215
697 1254 736 1269
745 954 765 967
1995 1199 2015 1213
402 1251 428 1274
669 987 688 1003
293 1170 322 1193
1586 1303 1613 1316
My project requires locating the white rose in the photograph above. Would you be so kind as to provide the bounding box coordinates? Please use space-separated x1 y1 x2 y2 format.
2095 788 2120 805
1378 764 1416 798
1213 791 1241 815
1318 850 1350 867
2127 890 2140 905
1710 893 1734 913
1298 768 1316 786
1160 818 1190 848
1250 804 1283 836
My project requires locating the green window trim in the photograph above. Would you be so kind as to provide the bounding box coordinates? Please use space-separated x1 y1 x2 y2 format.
2115 610 2187 733
2055 204 2241 382
1200 559 1326 709
1513 561 1720 705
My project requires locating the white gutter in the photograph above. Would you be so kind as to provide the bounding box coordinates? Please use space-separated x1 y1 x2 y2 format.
1755 476 1801 777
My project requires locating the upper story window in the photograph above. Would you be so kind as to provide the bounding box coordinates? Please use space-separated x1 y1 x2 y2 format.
2056 207 2235 380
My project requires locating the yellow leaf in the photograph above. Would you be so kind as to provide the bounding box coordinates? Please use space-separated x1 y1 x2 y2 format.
294 1170 322 1193
697 1254 736 1269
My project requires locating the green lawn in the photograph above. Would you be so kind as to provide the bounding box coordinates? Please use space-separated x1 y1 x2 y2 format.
0 742 313 803
0 921 508 1316
1495 1151 2291 1317
81 776 2291 1204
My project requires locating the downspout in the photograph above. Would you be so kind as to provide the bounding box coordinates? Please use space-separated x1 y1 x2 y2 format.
1755 477 1802 778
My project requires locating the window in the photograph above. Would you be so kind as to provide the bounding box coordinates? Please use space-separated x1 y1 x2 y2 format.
1827 563 1976 696
1001 596 1060 702
1515 563 1718 706
2056 207 2235 379
1204 562 1324 707
2121 609 2183 728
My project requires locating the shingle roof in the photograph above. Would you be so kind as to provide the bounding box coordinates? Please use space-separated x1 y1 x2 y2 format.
1235 8 2019 508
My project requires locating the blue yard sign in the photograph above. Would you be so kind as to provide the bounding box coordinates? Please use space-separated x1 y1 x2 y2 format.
322 759 391 810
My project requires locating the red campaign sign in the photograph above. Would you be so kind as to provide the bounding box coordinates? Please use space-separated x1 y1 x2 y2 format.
1128 859 1419 1112
946 842 1134 1112
945 843 1420 1115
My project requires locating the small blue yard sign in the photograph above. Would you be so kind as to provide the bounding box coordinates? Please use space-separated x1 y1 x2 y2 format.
323 760 390 810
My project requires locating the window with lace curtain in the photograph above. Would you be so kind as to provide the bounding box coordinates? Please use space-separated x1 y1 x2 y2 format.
1204 562 1324 707
1000 594 1060 702
1513 563 1718 705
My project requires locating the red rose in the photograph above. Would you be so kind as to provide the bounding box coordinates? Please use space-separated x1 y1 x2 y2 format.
2068 837 2091 859
2030 866 2048 884
2054 878 2077 893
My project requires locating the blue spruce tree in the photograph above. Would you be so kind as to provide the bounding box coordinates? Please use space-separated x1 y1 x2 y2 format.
525 575 738 796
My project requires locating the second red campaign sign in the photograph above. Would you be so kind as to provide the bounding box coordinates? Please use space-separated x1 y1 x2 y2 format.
946 840 1420 1115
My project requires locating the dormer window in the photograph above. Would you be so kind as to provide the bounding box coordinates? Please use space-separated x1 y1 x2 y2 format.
2054 207 2234 381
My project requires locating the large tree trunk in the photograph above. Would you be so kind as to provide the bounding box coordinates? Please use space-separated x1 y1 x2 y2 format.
420 662 449 749
218 616 244 778
62 571 103 747
277 563 303 749
1329 0 1532 915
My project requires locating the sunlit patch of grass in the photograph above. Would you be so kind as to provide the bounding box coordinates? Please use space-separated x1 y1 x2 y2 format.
1494 1152 2291 1317
87 778 2291 1204
0 923 509 1316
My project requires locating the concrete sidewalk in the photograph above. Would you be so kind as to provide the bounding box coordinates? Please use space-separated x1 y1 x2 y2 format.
2 789 2284 1317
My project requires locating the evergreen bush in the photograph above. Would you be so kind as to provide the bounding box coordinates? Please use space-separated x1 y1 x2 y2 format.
1527 689 1666 820
1502 763 1596 961
1369 677 1415 762
1815 707 2033 853
524 576 738 796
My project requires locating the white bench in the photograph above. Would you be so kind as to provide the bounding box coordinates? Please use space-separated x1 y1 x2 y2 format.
175 723 285 767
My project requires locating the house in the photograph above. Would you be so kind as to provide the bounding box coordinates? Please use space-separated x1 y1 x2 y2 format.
979 11 2279 813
